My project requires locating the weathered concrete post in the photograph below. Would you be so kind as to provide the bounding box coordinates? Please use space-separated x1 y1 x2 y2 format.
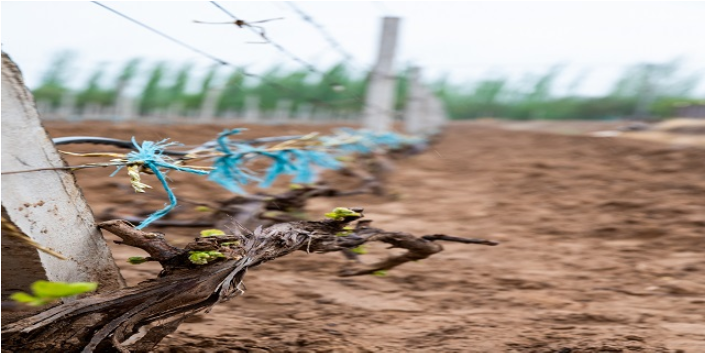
403 66 426 135
199 87 223 121
1 53 124 301
424 87 447 133
363 17 400 132
244 95 260 122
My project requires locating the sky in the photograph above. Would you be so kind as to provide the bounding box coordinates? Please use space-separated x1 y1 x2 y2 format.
1 1 704 96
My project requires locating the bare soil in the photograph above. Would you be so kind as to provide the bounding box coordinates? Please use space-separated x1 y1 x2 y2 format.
43 120 705 353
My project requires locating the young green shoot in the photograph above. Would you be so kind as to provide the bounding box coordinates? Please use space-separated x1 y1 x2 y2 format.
188 250 226 265
10 280 98 306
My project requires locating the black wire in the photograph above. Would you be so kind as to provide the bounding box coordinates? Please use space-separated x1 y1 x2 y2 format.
209 1 320 74
284 2 355 63
92 1 229 66
210 1 239 20
52 135 307 156
209 1 399 116
91 1 348 112
53 136 137 149
53 136 189 156
93 1 398 116
282 2 396 88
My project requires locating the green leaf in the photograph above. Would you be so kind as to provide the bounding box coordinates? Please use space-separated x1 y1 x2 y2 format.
188 251 210 265
10 292 46 306
194 206 213 213
200 229 226 237
127 256 148 265
10 280 98 307
324 207 361 221
31 280 98 299
188 250 225 265
372 270 388 277
335 226 354 237
350 245 367 255
205 250 225 258
261 210 287 219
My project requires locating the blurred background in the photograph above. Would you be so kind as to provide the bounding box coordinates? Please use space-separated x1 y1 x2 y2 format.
2 3 704 351
1 1 704 122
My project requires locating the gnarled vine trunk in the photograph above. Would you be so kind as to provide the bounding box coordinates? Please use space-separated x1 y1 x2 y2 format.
2 211 496 352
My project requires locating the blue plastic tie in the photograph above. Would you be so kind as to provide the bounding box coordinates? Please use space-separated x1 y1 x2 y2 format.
208 129 262 193
208 129 341 191
119 138 209 229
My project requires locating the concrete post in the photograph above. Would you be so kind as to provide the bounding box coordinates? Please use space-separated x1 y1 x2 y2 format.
274 99 292 123
199 87 223 121
403 67 426 135
296 103 312 122
57 91 76 121
244 95 259 123
363 17 400 132
1 52 124 294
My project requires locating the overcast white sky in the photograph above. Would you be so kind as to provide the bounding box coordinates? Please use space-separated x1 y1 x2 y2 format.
1 1 704 96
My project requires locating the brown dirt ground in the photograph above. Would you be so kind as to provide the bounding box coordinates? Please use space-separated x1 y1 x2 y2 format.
43 120 705 353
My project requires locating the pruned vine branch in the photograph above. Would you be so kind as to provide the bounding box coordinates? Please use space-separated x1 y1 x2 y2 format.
99 181 378 231
2 210 496 352
337 220 498 276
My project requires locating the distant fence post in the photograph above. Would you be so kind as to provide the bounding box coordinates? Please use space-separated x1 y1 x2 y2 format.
429 92 448 131
84 103 101 120
413 86 447 134
296 103 312 122
1 53 124 296
274 99 292 123
166 102 183 122
199 87 223 121
57 91 76 121
404 66 426 135
363 16 400 132
244 95 259 123
115 95 137 121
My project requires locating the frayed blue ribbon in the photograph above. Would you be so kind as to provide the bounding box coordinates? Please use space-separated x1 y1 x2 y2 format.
208 129 261 193
258 149 341 188
118 138 209 229
111 129 421 229
208 129 341 192
323 128 427 155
